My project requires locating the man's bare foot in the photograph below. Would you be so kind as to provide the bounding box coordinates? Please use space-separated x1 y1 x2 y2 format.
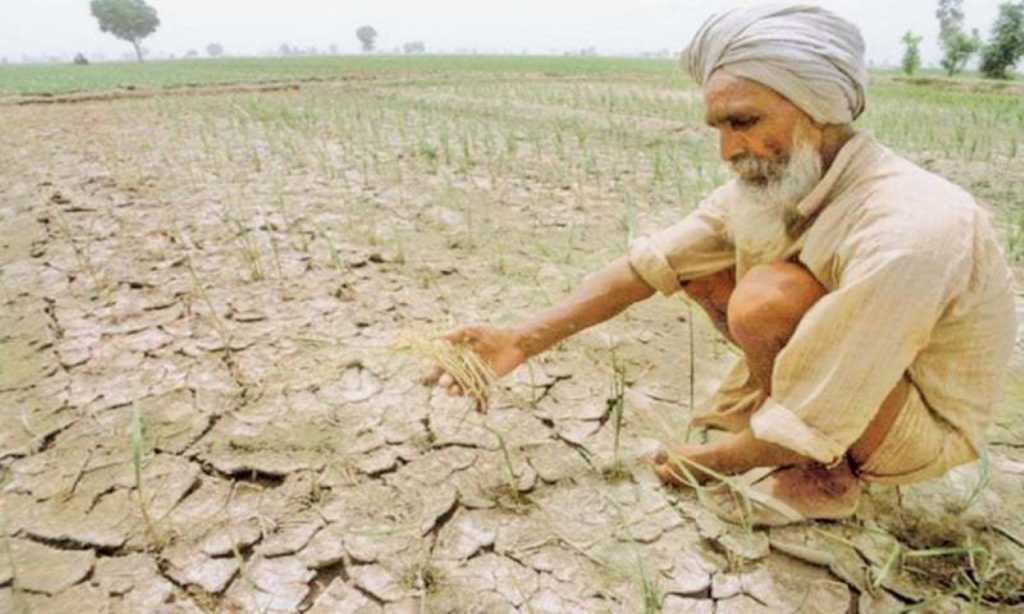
651 428 813 490
715 460 861 527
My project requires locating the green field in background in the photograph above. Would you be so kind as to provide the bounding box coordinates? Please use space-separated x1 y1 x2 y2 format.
2 55 1019 113
0 55 687 95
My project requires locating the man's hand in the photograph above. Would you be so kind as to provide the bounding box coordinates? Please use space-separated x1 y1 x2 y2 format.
421 325 527 407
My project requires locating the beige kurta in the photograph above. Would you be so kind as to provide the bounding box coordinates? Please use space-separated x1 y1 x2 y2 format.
629 132 1017 478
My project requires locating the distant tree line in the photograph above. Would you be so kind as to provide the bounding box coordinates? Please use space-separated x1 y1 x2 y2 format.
279 44 332 56
403 41 426 54
901 0 1024 79
75 0 1024 78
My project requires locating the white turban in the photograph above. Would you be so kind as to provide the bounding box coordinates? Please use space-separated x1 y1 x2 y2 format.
682 3 868 125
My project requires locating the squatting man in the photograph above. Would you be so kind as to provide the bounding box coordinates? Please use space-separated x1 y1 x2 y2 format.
425 4 1017 525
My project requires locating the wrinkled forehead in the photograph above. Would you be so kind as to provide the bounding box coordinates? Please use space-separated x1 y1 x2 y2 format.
702 70 802 126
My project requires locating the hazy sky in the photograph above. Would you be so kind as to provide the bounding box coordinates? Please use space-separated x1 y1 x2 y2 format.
0 0 1007 66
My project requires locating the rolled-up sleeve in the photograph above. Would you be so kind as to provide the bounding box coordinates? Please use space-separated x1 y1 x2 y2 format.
628 189 735 296
750 219 968 464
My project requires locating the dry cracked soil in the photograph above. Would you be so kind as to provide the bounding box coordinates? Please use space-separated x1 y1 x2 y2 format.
1 76 1023 613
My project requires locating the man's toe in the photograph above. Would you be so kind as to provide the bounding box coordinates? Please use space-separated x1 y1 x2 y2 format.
653 462 682 487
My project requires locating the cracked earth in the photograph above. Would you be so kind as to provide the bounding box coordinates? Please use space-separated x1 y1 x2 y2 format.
1 74 1023 613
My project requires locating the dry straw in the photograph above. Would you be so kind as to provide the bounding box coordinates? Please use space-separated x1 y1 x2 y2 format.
630 403 807 531
393 331 497 409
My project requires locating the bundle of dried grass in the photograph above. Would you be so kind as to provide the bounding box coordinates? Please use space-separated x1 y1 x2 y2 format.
394 332 497 408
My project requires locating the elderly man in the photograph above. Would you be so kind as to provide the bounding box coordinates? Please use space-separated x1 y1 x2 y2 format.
428 4 1017 524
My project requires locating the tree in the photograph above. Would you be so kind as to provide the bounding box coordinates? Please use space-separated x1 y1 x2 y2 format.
936 0 981 76
206 43 224 58
937 0 966 42
356 26 378 53
943 29 982 76
981 1 1024 79
402 41 426 54
901 31 923 75
89 0 160 63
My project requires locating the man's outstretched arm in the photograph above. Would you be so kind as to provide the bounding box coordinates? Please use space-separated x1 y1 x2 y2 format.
426 256 656 397
515 256 656 358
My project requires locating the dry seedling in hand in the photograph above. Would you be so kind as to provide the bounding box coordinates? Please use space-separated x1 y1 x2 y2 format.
396 332 498 411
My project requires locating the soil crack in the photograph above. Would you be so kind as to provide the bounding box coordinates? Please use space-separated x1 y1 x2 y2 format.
17 532 121 556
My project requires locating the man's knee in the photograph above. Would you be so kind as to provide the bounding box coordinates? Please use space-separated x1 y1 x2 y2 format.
682 267 735 309
727 262 826 348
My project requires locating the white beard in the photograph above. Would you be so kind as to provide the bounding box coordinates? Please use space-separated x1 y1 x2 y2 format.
730 142 823 265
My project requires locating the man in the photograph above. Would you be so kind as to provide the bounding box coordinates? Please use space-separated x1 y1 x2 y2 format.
427 4 1017 525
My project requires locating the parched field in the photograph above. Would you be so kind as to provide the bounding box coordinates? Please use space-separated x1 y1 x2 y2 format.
1 57 1023 613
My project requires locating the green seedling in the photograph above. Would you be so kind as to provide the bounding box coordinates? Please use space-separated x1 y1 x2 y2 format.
130 404 159 545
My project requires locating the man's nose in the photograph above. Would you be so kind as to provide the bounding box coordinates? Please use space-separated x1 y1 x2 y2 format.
719 128 746 163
